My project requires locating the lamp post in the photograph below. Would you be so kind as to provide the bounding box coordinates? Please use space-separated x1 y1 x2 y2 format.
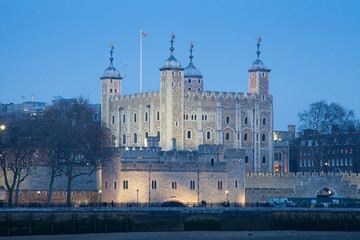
99 190 102 207
137 189 139 207
37 191 40 206
0 124 5 131
225 190 229 202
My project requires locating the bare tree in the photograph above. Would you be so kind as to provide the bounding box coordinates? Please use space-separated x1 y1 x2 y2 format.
0 114 37 207
298 100 355 172
41 98 112 206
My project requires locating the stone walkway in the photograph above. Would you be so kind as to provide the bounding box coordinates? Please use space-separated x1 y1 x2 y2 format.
2 231 360 240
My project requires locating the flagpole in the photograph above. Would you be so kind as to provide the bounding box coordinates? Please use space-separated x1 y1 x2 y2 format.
140 30 143 93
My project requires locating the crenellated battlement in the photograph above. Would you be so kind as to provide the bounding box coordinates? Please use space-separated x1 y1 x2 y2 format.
246 172 359 178
183 90 266 101
110 91 160 102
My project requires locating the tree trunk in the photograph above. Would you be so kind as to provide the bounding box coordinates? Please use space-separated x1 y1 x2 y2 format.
66 176 72 207
14 182 20 207
47 169 56 207
7 189 13 207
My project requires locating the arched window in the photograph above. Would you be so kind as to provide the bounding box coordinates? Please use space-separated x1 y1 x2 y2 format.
122 134 126 145
262 134 266 141
206 131 211 140
244 117 248 125
226 116 230 124
263 118 266 125
187 130 191 139
262 156 266 164
245 156 249 163
123 114 126 123
145 132 148 138
134 113 137 123
244 133 248 141
188 88 191 91
110 89 113 93
134 133 137 144
145 112 148 122
226 133 230 140
211 158 214 166
157 111 160 120
157 131 160 140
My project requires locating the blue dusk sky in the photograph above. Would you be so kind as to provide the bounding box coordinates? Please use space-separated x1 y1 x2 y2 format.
0 0 359 131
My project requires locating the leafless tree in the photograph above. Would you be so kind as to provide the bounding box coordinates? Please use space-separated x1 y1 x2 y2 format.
0 113 37 207
298 100 355 172
40 98 112 206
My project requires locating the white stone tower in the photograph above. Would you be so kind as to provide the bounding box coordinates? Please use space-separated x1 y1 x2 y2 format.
159 34 185 150
184 42 203 92
248 36 271 98
100 44 122 129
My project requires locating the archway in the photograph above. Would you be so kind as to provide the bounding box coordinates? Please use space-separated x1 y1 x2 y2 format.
316 188 335 198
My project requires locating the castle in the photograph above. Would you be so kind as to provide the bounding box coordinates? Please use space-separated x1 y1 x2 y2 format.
101 35 273 173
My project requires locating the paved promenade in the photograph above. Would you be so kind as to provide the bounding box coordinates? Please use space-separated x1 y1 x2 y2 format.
2 231 360 240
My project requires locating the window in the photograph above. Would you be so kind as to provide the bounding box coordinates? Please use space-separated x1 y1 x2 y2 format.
198 88 200 91
262 134 266 141
226 116 230 124
145 132 148 138
190 180 195 190
262 156 266 164
145 112 148 122
157 131 160 140
345 158 348 166
134 133 137 144
245 156 249 163
188 79 191 83
198 79 201 83
115 89 117 93
300 160 303 167
263 118 266 125
172 181 177 189
187 130 191 139
152 180 157 189
235 180 238 188
188 87 191 90
244 133 248 141
211 158 214 166
110 89 113 93
123 114 126 123
157 111 160 120
123 134 126 145
206 131 211 140
105 181 108 189
244 117 248 125
112 115 115 125
114 181 117 189
218 181 223 190
134 113 137 123
123 180 128 189
225 133 230 141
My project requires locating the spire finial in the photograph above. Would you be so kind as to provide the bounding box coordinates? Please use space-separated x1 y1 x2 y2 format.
189 42 194 64
110 43 114 65
170 32 175 55
256 35 262 59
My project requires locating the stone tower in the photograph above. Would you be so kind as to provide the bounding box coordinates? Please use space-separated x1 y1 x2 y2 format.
248 36 271 98
184 42 203 92
100 44 122 128
248 36 273 172
159 34 185 150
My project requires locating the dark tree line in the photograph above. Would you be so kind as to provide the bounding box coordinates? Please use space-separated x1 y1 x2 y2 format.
0 99 112 207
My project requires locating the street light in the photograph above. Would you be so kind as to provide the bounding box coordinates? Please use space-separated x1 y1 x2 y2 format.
0 125 5 131
137 189 139 207
99 190 102 207
225 190 229 202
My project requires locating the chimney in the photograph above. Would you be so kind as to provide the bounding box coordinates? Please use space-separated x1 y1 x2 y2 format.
287 125 296 138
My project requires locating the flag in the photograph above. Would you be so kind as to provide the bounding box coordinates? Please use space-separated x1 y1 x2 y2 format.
141 32 149 37
258 35 262 42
